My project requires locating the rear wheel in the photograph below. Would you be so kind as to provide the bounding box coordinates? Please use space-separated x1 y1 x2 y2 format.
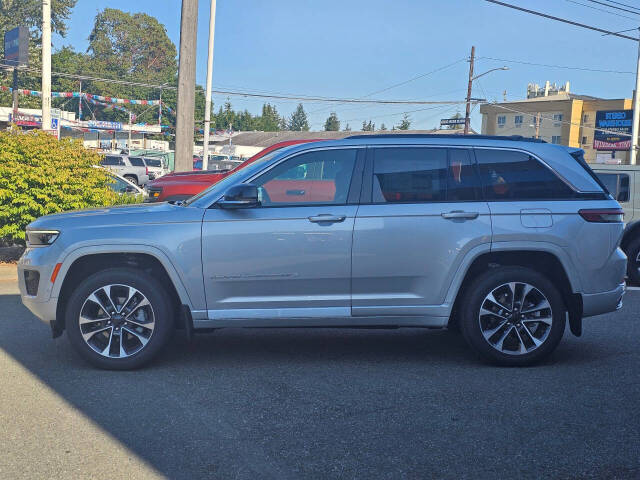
123 174 139 186
459 266 566 366
65 268 174 369
625 237 640 285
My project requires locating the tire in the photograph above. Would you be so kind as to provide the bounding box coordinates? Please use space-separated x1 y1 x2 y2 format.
124 174 139 186
625 236 640 285
65 268 174 370
459 266 566 366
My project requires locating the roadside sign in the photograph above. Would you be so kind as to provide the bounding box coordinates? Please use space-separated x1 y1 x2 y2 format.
51 118 59 130
50 108 61 119
593 110 632 151
4 26 29 67
10 112 39 127
440 118 466 126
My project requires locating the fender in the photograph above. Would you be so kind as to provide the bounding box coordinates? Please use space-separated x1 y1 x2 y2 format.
51 243 201 312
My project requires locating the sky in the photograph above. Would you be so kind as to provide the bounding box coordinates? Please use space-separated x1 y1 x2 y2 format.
52 0 640 132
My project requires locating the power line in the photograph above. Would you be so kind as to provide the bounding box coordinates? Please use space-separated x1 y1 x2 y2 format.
479 56 635 74
484 0 639 40
565 0 639 20
602 0 640 13
585 0 640 15
307 58 467 115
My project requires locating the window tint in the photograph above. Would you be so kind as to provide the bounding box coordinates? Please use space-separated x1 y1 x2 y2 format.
448 149 479 201
144 158 162 167
253 149 357 205
102 156 121 166
476 149 575 200
129 157 145 167
596 173 630 203
373 148 447 203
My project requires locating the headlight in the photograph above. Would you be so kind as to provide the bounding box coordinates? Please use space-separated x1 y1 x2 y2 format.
26 230 59 247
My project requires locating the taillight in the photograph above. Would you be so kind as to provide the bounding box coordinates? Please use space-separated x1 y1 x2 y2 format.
578 208 624 223
146 166 149 175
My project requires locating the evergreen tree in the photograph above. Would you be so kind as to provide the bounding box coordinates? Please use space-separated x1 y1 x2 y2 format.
380 123 387 131
362 120 374 132
324 112 340 131
343 123 351 132
397 113 411 130
288 104 310 131
260 103 280 131
279 115 288 131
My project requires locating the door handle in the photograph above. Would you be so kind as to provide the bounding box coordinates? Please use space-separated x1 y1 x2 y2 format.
441 210 479 220
308 214 346 223
286 189 306 196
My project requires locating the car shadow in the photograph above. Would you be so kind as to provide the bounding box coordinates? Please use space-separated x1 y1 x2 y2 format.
0 293 623 479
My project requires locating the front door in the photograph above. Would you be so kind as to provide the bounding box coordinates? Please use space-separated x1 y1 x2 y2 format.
201 147 363 323
352 146 492 317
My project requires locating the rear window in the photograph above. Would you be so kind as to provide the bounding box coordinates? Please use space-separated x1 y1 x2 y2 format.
476 149 575 200
144 158 162 167
129 157 145 167
596 173 630 203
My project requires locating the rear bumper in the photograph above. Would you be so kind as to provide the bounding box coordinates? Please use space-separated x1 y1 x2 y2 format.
582 283 625 318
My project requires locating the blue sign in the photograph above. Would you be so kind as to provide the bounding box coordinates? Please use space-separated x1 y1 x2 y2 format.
51 118 59 130
594 110 633 151
4 26 29 67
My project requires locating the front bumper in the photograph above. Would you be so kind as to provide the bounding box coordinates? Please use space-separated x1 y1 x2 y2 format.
582 283 625 318
17 246 61 322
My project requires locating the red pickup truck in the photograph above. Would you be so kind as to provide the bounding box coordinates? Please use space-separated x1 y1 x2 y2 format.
146 139 320 203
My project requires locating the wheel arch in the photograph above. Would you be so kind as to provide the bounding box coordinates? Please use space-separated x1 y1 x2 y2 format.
448 248 582 336
620 220 640 252
54 247 195 333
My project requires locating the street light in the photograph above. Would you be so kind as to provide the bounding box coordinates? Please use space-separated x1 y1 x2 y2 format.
464 47 509 135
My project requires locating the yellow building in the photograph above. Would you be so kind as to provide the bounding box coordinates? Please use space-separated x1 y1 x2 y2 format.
480 87 632 164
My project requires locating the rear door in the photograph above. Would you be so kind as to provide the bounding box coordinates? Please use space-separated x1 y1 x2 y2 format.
351 146 491 316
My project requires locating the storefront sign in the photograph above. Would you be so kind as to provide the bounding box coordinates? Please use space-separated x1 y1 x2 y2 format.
87 120 122 130
10 113 39 127
593 110 632 151
440 117 466 126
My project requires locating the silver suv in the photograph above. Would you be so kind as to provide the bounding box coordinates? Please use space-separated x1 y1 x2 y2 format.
99 155 150 186
18 135 626 369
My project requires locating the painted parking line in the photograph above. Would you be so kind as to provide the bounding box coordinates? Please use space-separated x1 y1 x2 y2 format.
626 286 640 291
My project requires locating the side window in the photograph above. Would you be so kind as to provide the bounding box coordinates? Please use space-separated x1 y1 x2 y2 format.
373 148 447 203
102 156 119 166
476 149 575 200
253 149 357 206
448 149 479 201
596 173 630 203
129 157 145 167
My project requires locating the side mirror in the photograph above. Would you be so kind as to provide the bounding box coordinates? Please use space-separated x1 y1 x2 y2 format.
218 184 259 209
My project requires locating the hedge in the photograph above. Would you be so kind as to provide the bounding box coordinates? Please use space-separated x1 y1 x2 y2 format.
0 129 138 245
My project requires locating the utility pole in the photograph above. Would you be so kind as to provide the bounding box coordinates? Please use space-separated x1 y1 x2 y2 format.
464 46 475 135
631 27 640 165
41 0 52 131
78 80 82 121
175 0 199 172
158 88 162 125
202 0 217 171
11 67 18 114
128 111 132 151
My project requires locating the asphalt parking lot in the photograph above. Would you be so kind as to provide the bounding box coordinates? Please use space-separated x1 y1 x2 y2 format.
1 270 639 480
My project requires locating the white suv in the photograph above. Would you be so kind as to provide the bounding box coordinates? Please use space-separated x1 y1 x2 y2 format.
99 155 150 186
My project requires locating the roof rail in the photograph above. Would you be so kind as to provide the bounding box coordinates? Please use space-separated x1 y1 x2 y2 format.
344 134 547 143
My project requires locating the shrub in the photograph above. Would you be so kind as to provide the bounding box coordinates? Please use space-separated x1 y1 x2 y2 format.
0 129 137 245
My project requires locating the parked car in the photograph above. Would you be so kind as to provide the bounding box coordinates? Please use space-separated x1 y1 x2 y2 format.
18 134 626 369
106 171 147 198
99 154 150 186
593 164 640 284
147 140 321 203
141 157 168 180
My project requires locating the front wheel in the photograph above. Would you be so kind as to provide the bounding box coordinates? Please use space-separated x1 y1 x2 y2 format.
65 268 174 369
459 266 566 366
624 237 640 285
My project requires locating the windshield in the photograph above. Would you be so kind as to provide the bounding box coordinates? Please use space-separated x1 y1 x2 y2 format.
145 158 162 167
182 149 284 206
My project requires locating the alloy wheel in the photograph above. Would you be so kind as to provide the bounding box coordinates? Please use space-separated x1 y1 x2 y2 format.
478 282 552 355
79 284 155 358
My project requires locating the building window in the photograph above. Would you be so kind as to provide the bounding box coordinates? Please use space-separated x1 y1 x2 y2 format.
553 114 563 121
514 115 523 128
582 136 588 144
497 116 506 128
583 114 589 123
551 135 562 144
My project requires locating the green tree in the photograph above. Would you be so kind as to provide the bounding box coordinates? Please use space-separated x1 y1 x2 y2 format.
0 0 77 39
343 123 351 132
288 104 309 131
260 103 280 131
397 113 411 130
362 120 375 132
324 112 340 131
446 112 464 130
380 123 387 131
279 115 288 131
